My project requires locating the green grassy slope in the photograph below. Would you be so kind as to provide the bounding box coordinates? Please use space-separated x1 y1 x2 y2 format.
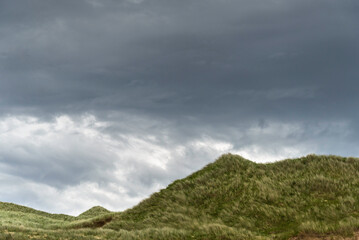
104 154 359 239
0 202 75 220
2 154 359 239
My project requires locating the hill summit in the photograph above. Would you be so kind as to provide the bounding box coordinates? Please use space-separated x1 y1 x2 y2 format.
2 154 359 239
78 206 110 219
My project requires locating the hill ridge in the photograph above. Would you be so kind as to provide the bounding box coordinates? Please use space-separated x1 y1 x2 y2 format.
2 154 359 239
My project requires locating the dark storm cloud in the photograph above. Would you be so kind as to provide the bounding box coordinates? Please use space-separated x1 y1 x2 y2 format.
0 0 359 214
0 0 358 124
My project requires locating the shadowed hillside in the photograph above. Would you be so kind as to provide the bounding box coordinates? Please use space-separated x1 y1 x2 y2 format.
2 154 359 239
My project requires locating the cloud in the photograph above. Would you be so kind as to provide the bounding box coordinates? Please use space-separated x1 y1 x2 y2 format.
0 113 241 214
0 0 358 121
0 115 115 187
0 172 144 216
1 113 356 214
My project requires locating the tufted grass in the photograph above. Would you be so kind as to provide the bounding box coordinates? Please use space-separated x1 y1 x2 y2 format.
2 154 359 239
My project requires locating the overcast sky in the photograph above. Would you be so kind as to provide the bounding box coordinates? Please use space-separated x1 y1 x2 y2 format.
0 0 358 215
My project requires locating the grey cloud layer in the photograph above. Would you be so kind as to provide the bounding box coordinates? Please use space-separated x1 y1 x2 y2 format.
1 0 358 121
0 0 358 214
1 113 352 215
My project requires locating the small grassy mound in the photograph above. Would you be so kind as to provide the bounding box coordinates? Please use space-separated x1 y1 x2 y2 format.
78 206 111 219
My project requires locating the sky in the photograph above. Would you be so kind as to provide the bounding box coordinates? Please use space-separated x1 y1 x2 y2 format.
0 0 358 215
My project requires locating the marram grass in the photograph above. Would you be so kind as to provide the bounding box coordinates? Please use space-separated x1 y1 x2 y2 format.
2 154 359 239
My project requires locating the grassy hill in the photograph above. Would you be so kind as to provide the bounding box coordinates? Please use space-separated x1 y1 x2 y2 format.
2 154 359 239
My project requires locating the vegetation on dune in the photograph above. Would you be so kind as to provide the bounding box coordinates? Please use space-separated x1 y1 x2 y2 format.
0 202 75 221
2 154 359 239
78 206 111 219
